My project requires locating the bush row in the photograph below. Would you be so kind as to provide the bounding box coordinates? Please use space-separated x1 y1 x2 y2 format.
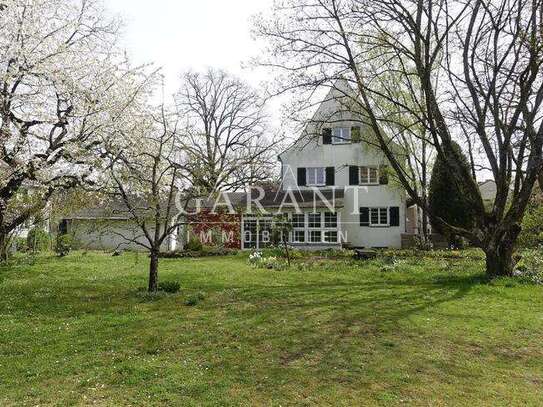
15 228 75 257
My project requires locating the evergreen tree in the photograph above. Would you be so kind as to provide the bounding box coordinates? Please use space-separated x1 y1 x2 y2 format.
429 142 476 246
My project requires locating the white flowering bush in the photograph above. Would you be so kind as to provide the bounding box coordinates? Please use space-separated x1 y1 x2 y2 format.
247 252 287 270
248 251 263 265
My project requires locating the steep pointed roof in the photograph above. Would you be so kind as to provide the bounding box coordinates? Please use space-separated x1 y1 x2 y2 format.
278 79 363 158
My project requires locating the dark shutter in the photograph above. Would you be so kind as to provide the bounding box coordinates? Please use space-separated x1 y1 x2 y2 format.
322 128 332 144
379 165 389 185
325 167 335 186
349 166 359 185
390 207 400 227
359 207 370 226
297 167 307 186
351 126 361 142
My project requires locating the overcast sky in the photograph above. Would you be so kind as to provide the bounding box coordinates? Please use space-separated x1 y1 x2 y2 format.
107 0 274 96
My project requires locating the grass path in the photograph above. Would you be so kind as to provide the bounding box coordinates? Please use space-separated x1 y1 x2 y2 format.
1 252 542 406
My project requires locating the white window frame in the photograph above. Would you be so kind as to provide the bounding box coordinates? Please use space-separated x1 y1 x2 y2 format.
332 127 351 144
308 230 323 243
308 212 322 228
324 212 338 228
289 212 340 244
292 230 306 243
369 207 389 227
242 215 275 249
291 213 306 243
323 230 339 243
291 213 305 228
360 166 379 185
306 167 326 186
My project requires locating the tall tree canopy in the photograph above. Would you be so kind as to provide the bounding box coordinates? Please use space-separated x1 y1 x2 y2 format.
254 0 543 276
175 68 278 193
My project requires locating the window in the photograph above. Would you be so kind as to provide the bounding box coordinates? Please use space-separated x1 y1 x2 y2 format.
369 207 388 226
308 213 321 228
360 166 379 184
306 167 325 186
291 214 305 228
324 212 337 228
293 230 305 243
289 211 340 245
332 127 351 144
243 219 258 248
309 230 322 243
324 231 338 243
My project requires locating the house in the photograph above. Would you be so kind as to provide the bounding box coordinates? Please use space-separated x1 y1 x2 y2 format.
238 82 411 250
60 197 179 252
61 81 419 251
479 179 497 206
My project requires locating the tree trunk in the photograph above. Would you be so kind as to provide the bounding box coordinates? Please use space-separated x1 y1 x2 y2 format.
148 250 159 292
283 235 291 266
484 233 518 277
421 204 430 245
0 232 9 263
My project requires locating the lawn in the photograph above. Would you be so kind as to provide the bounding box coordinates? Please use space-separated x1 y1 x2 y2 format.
1 251 542 406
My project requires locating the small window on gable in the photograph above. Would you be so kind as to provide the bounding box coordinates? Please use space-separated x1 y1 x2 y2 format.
332 127 351 144
306 167 326 186
359 166 379 184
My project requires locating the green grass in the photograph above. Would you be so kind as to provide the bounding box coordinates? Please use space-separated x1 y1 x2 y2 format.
1 251 542 406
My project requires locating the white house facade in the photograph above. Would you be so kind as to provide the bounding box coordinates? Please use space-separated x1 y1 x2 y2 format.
240 82 410 250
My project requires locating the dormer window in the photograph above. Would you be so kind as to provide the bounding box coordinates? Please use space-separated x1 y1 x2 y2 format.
332 127 351 144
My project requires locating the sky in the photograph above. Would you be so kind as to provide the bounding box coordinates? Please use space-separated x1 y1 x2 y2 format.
107 0 275 97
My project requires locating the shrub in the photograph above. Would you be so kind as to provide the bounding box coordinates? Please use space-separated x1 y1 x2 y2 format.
184 292 205 306
14 237 28 252
314 248 353 258
159 247 237 258
248 251 288 270
413 234 434 251
260 246 304 260
248 251 262 265
54 234 72 257
158 281 181 293
513 249 543 284
184 237 203 252
518 202 543 248
261 256 287 270
26 228 50 252
201 246 236 256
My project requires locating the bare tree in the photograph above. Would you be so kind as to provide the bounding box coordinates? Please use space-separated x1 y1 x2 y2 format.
0 0 151 260
175 68 278 192
399 128 435 242
104 105 189 292
254 0 543 276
